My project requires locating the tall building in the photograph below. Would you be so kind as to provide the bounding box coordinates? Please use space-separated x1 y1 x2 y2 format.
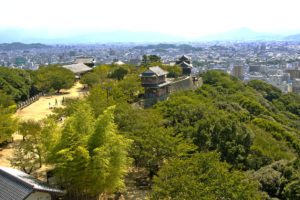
292 79 300 94
232 66 244 80
286 69 300 80
249 65 261 73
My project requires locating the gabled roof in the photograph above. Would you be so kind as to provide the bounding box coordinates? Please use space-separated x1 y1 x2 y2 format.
179 55 191 61
180 61 193 68
0 167 64 200
62 63 92 74
141 66 168 77
113 60 125 66
74 57 95 64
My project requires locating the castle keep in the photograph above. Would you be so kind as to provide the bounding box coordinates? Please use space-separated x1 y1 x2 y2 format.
140 55 202 107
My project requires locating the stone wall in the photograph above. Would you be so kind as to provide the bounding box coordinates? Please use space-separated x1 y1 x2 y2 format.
169 76 202 93
138 76 203 108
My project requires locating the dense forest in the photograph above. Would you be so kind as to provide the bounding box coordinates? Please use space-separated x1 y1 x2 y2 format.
1 63 300 199
0 65 74 143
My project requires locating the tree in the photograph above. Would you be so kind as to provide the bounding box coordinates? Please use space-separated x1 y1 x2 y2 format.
114 104 195 178
161 65 182 78
248 80 282 102
87 106 132 196
87 85 115 117
80 72 100 87
141 55 149 66
113 74 143 103
148 55 162 63
93 65 111 82
195 112 253 166
51 103 95 198
18 120 41 141
109 67 128 80
51 104 131 199
0 90 15 107
11 118 61 173
0 67 33 101
39 118 61 162
10 139 41 174
141 55 162 66
283 180 300 199
152 152 263 200
251 160 300 199
0 106 16 144
35 65 74 93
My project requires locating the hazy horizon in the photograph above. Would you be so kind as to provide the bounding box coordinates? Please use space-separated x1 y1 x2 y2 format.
2 0 300 43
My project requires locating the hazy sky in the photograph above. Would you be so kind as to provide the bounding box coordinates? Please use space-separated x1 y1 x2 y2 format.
1 0 300 38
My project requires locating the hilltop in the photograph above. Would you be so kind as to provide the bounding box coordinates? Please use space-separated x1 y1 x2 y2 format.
0 42 51 51
1 65 300 199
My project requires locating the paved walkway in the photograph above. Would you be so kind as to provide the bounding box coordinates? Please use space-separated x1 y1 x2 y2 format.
0 82 85 167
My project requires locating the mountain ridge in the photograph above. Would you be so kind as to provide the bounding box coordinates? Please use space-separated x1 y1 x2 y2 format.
1 28 300 43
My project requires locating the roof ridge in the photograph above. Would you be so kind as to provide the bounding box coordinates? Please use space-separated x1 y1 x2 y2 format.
0 167 34 189
0 167 64 194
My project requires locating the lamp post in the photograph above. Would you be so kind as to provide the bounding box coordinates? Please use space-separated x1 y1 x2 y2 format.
102 86 112 105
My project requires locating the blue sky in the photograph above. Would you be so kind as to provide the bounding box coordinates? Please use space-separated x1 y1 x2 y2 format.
1 0 300 38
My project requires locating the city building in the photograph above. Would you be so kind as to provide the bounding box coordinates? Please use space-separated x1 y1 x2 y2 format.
232 66 244 79
286 69 300 80
292 79 300 94
249 65 261 73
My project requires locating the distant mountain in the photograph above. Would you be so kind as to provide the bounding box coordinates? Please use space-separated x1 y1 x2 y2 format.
199 28 284 41
0 42 51 51
1 27 300 43
0 28 184 44
284 34 300 41
133 43 202 51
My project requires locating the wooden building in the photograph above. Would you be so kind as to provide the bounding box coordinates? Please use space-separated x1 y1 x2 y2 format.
176 55 193 75
176 55 192 65
74 57 95 67
0 167 64 200
62 63 93 79
141 66 170 98
140 66 202 107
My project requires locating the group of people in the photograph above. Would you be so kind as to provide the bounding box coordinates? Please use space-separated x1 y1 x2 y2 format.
48 97 65 109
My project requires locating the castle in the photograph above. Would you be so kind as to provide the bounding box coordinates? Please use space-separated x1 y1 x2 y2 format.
140 55 202 107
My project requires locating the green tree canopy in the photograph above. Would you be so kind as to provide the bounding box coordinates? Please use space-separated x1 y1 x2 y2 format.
0 67 33 101
152 152 263 200
0 106 16 144
109 67 128 80
35 65 74 93
51 104 131 198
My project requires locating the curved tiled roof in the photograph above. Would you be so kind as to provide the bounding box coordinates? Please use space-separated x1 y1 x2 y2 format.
141 66 168 77
62 63 92 74
0 167 64 200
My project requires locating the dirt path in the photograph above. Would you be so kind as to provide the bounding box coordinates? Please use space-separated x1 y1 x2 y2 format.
0 82 85 167
15 82 85 121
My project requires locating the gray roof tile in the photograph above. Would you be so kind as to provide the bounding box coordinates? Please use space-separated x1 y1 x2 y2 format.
0 167 64 200
142 66 168 77
62 63 92 74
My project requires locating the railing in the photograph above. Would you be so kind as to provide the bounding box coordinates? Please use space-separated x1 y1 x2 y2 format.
17 92 44 110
